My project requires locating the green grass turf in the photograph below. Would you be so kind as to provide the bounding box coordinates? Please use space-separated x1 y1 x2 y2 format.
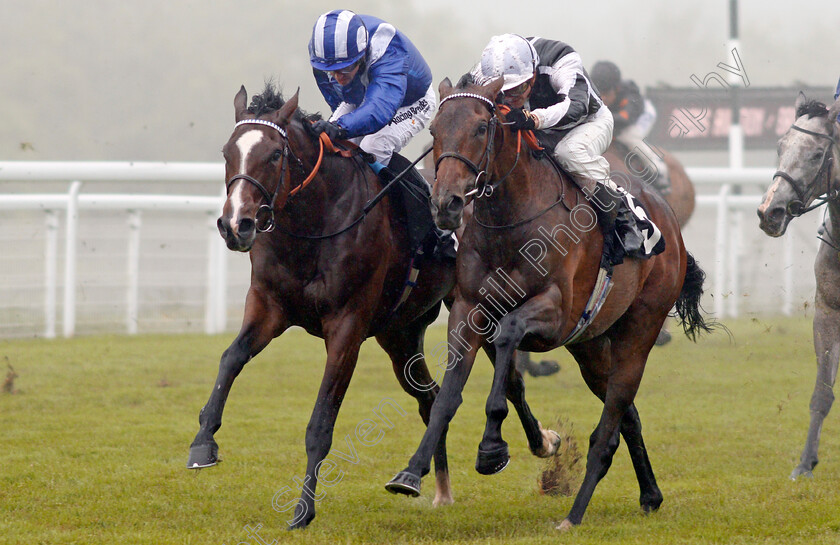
2 316 840 544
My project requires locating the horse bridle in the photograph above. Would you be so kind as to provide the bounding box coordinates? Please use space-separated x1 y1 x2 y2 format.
774 123 839 217
434 93 522 199
226 118 331 233
224 119 294 233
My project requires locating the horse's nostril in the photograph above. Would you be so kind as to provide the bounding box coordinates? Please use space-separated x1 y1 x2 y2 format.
217 217 228 237
238 218 255 238
447 195 464 213
768 207 786 224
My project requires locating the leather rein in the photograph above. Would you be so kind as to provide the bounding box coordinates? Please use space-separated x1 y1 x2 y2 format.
773 123 839 217
432 92 567 229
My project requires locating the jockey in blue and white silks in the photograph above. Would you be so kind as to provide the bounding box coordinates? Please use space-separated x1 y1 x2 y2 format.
308 10 435 167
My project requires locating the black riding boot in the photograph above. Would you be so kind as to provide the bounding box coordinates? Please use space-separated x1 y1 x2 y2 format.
377 161 457 260
585 182 625 267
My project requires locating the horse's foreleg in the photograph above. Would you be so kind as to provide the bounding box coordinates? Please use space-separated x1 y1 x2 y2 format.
288 316 365 530
478 293 564 474
386 300 480 497
188 289 286 468
376 305 452 507
792 295 840 479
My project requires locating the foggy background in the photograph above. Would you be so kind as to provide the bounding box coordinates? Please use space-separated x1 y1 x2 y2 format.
1 1 838 337
3 0 839 164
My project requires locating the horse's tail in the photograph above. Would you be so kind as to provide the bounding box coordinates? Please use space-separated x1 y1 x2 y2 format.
675 252 715 341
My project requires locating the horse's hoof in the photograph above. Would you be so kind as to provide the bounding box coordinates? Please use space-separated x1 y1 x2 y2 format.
555 518 575 532
475 443 510 475
187 442 219 469
531 426 562 458
790 466 814 480
385 471 421 497
654 329 672 346
287 513 315 530
640 494 663 513
529 360 561 377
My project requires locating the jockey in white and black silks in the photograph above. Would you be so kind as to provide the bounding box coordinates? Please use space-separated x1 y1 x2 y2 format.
473 34 664 264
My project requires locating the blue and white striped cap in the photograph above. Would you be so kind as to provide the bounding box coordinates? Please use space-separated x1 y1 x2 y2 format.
309 10 368 71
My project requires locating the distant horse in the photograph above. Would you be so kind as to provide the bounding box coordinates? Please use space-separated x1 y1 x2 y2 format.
757 92 840 480
386 76 712 529
187 84 457 528
604 142 696 229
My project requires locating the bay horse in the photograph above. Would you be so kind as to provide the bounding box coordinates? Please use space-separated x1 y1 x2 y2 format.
518 140 698 369
757 92 840 480
187 83 457 528
606 141 697 346
385 76 711 530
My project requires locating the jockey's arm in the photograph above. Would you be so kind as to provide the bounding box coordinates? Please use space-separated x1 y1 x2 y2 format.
334 48 408 138
530 53 592 130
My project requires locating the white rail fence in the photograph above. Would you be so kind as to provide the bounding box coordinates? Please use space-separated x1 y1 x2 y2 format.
0 162 819 339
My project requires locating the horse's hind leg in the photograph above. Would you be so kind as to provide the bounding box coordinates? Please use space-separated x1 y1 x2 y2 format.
621 404 663 512
560 324 658 529
188 289 286 468
289 316 367 530
376 305 452 506
571 341 661 514
792 281 840 479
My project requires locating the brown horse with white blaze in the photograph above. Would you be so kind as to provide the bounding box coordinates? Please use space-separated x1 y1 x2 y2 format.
188 83 457 529
385 76 712 529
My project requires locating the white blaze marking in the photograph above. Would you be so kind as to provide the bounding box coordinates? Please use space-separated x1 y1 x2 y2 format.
229 130 264 227
758 178 782 214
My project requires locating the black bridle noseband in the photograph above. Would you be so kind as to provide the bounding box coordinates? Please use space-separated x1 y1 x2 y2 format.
225 119 298 233
434 92 516 199
774 123 839 217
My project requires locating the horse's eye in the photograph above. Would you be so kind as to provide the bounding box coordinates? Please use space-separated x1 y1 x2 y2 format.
811 151 823 161
271 149 283 162
476 123 487 136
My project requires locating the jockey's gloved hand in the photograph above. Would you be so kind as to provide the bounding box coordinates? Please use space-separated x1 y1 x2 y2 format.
505 108 537 131
312 120 348 141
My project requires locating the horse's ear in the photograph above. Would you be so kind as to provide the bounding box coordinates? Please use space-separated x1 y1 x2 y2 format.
439 78 453 100
482 76 505 100
234 86 248 122
794 91 807 115
274 87 299 124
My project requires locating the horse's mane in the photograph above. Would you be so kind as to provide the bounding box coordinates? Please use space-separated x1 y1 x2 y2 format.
796 98 829 120
247 81 321 122
455 72 476 89
454 72 506 105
